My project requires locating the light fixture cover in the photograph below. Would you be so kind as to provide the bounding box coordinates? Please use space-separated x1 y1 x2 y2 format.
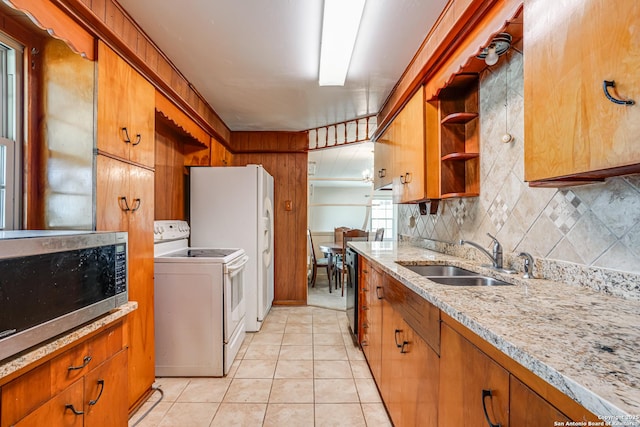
477 33 512 66
319 0 366 86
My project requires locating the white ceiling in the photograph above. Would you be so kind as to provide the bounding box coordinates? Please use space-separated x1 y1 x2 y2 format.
117 0 449 132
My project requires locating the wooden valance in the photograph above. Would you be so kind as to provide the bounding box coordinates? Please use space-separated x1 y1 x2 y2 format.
4 0 94 60
155 90 209 148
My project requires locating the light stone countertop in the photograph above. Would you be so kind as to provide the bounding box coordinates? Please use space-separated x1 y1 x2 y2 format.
350 241 640 425
0 302 137 382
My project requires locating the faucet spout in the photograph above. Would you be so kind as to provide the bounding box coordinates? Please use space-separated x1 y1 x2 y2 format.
459 238 499 268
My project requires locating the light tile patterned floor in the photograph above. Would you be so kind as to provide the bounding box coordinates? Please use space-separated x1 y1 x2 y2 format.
129 306 392 427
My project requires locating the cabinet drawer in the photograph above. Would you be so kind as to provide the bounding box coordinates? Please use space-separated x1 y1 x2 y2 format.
11 380 83 427
1 363 52 427
383 274 440 354
51 323 123 394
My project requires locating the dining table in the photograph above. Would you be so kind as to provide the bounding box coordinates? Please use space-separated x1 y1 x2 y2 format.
318 242 344 292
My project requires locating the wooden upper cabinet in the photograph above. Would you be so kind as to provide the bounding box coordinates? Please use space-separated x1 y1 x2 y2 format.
393 88 426 204
97 41 155 168
524 0 640 184
374 88 426 203
373 121 394 190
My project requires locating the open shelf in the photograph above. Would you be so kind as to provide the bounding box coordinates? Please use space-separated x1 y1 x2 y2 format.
428 73 480 200
441 152 479 162
441 112 478 125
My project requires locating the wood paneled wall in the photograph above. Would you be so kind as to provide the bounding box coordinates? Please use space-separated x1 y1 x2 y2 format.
231 132 308 305
154 118 188 220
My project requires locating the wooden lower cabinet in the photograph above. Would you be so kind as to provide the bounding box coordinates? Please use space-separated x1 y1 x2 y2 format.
96 154 155 409
380 300 439 427
439 322 509 426
1 322 128 427
360 260 383 384
510 376 570 426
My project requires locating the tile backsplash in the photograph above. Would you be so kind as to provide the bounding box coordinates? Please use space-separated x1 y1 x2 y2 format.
397 50 640 297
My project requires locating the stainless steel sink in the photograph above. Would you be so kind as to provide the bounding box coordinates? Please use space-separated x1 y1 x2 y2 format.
402 264 477 277
397 263 514 286
427 276 512 286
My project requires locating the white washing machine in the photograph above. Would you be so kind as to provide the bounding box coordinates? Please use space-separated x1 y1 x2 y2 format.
153 220 248 376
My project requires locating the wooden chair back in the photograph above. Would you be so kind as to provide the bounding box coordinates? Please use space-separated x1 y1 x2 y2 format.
334 226 350 244
374 228 385 241
342 228 369 252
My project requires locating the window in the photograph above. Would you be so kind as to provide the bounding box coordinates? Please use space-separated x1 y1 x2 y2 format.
371 197 394 240
0 34 22 230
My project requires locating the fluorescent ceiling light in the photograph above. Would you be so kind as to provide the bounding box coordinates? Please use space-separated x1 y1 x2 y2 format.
318 0 366 86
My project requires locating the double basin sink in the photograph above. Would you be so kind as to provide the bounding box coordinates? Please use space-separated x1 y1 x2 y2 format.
398 264 513 287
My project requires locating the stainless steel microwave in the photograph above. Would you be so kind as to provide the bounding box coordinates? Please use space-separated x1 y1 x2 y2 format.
0 230 128 362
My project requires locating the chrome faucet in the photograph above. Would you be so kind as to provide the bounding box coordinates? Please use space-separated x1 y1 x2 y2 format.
459 233 503 269
518 252 534 279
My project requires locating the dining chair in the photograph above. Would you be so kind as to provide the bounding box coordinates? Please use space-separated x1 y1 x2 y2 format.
374 227 385 241
307 229 330 289
338 228 369 295
334 226 350 245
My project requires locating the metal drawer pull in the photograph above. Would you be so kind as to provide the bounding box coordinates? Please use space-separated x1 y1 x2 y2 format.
603 80 635 105
482 389 501 427
65 404 84 415
68 355 92 371
378 168 386 178
400 340 409 354
131 198 142 212
121 127 142 145
89 379 105 406
394 329 403 348
375 286 383 299
119 196 131 211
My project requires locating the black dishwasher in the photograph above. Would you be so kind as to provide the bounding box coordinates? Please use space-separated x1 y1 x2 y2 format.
345 247 358 343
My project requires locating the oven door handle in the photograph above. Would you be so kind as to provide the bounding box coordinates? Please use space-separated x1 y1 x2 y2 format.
225 255 250 276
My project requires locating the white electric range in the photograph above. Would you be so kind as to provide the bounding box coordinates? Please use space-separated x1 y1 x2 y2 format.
153 220 248 376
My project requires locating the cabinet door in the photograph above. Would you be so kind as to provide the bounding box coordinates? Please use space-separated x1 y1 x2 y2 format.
380 299 403 423
510 376 569 426
358 257 370 347
12 380 84 427
439 323 509 427
126 68 155 167
95 155 129 232
374 124 394 190
97 42 154 167
367 266 384 384
396 88 426 203
84 350 128 427
524 0 640 182
126 165 155 408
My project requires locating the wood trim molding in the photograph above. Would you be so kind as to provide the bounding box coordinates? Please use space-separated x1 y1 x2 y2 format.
155 91 209 148
3 0 95 60
374 0 522 140
30 0 233 146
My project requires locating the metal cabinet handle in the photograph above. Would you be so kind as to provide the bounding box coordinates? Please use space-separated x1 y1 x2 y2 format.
394 329 403 348
375 286 383 300
65 404 84 415
360 340 368 347
400 340 409 354
121 127 142 145
130 198 141 212
119 196 131 211
88 379 105 406
378 168 386 178
68 355 92 371
399 172 412 184
603 80 635 105
482 389 501 427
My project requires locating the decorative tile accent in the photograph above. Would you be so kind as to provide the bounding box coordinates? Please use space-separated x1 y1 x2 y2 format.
451 198 467 226
543 190 588 234
487 194 510 231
